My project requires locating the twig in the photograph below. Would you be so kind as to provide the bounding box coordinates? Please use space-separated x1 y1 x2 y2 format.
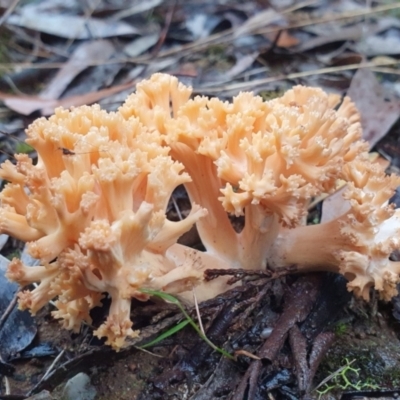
253 3 400 37
3 375 10 395
0 293 18 331
204 266 296 285
137 0 176 80
63 0 103 51
204 268 271 281
171 195 183 221
1 3 399 71
2 75 27 96
372 67 400 75
150 0 176 57
231 360 261 400
141 2 400 63
133 346 163 358
0 0 21 29
192 289 205 335
282 0 320 13
39 349 65 383
231 276 320 398
193 60 400 93
312 359 356 392
0 353 11 394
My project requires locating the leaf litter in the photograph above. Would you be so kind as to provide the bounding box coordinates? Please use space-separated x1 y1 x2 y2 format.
0 1 400 399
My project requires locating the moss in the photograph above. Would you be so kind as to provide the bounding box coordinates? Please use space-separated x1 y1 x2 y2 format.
197 45 234 71
381 367 400 387
316 358 379 398
334 322 349 337
258 89 285 101
315 333 400 395
205 44 226 57
5 249 21 261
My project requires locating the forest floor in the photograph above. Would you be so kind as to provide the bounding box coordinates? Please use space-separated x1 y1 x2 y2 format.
0 0 400 399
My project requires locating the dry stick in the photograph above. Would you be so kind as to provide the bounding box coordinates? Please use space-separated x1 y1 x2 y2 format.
1 3 399 72
149 0 176 58
63 0 103 52
312 359 357 393
0 353 11 395
0 342 12 396
289 325 336 392
0 293 18 331
204 266 296 285
231 276 320 399
194 59 400 93
7 24 71 59
372 67 400 75
251 3 400 37
3 27 45 61
138 2 400 63
171 195 183 221
231 361 262 400
283 0 321 14
38 349 65 383
3 375 10 395
0 0 21 28
306 332 336 392
122 0 176 82
192 289 205 336
0 130 29 160
2 75 27 96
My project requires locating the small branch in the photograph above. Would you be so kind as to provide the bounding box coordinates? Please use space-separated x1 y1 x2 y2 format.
204 266 296 285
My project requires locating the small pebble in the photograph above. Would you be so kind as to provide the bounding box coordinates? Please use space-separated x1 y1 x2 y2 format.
260 327 273 339
128 363 137 372
355 331 366 339
62 372 96 400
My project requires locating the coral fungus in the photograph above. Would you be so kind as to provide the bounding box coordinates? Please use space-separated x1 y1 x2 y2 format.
1 73 400 349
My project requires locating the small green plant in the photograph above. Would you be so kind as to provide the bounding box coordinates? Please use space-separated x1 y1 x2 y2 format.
139 319 190 349
5 249 21 261
334 322 348 336
315 358 379 397
139 288 234 360
15 142 34 154
258 89 285 101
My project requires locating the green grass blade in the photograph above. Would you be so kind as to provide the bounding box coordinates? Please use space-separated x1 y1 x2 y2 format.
139 320 190 349
140 288 181 304
139 288 234 360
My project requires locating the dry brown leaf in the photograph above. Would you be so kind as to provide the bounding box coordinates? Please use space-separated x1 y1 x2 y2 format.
0 0 15 8
275 30 300 48
347 68 400 148
293 25 363 52
294 17 400 54
320 186 350 224
234 8 286 38
355 34 400 57
0 82 134 116
123 34 160 58
110 0 163 20
0 94 56 116
263 29 299 48
7 7 139 39
40 40 115 100
226 53 259 80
